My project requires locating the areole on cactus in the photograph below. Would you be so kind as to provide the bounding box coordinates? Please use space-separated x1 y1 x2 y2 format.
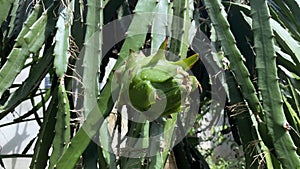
115 37 201 119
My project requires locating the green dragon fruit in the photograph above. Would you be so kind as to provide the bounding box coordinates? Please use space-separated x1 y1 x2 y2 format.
114 38 201 119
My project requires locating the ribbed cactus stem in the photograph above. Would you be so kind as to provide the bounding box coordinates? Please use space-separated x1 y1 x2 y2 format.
56 1 160 168
0 2 57 99
30 88 58 169
6 0 20 37
203 0 263 121
169 0 193 60
150 0 169 54
15 4 43 45
54 3 72 78
48 78 71 169
82 0 102 115
250 0 300 167
0 0 15 25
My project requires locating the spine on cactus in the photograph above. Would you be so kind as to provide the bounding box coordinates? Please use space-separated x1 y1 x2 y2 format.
55 1 162 168
0 3 42 99
48 78 71 168
169 0 193 60
203 0 263 120
30 86 58 169
250 0 300 167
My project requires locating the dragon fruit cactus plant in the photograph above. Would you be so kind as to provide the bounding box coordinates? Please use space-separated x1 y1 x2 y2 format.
114 38 201 120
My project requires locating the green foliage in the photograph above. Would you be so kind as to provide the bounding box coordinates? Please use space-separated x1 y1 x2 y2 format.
250 0 300 167
0 0 299 168
48 78 71 168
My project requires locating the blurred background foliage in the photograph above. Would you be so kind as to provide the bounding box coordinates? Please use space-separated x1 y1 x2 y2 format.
0 0 299 168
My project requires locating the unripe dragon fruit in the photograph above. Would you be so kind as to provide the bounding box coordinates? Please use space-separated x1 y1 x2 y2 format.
114 38 201 119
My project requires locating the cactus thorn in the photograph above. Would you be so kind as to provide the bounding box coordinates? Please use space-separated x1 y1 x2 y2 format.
283 121 291 131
